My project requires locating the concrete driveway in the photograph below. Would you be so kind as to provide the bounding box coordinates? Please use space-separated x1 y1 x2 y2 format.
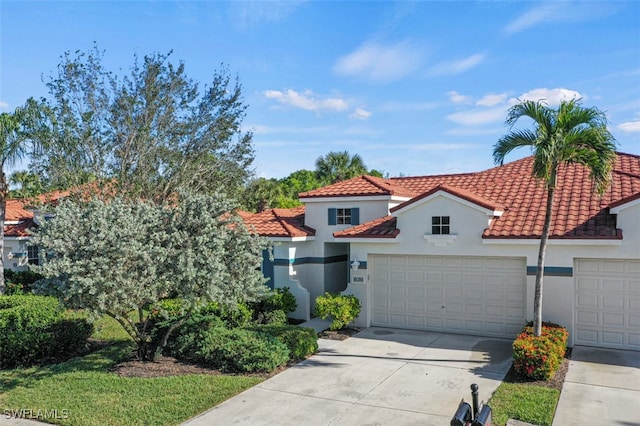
182 327 512 426
553 346 640 426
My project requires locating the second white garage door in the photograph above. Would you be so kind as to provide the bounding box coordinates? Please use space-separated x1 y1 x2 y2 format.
574 258 640 350
371 255 526 338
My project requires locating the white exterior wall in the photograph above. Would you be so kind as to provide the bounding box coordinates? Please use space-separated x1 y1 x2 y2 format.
3 238 31 271
344 194 640 346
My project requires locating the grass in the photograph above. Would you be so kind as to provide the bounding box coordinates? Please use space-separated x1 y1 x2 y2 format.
0 315 263 426
489 382 560 426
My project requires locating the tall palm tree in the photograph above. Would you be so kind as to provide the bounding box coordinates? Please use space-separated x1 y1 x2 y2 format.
493 99 617 336
315 151 368 184
0 100 39 293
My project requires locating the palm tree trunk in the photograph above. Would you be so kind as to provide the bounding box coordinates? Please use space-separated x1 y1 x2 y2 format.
534 186 555 336
0 171 6 295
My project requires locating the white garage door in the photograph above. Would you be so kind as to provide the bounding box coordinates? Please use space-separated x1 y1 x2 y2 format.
370 255 526 338
574 259 640 350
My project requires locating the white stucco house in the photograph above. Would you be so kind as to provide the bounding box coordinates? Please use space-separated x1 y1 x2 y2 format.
245 152 640 351
3 199 40 270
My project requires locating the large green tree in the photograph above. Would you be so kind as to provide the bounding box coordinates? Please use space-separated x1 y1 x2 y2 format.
315 151 368 184
493 99 616 336
32 194 268 360
9 171 44 198
30 45 254 203
0 99 41 293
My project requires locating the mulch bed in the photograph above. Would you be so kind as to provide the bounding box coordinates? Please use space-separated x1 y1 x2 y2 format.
318 326 363 340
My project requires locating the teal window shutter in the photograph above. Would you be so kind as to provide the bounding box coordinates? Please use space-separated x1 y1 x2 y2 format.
351 208 360 225
328 208 337 225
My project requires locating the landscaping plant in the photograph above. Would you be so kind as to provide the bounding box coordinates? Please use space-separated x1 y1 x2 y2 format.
315 293 361 330
0 295 93 368
512 322 568 380
32 195 269 361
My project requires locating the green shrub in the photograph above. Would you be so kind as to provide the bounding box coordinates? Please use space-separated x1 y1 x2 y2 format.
0 295 92 368
200 302 254 328
248 325 318 361
262 309 288 325
4 269 44 295
195 327 289 373
512 322 568 380
249 287 297 324
315 293 361 330
45 318 94 361
165 312 226 360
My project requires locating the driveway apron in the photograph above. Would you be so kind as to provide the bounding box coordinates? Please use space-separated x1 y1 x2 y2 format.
182 328 512 426
553 346 640 426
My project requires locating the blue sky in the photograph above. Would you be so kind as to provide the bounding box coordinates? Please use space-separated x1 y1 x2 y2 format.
1 1 639 179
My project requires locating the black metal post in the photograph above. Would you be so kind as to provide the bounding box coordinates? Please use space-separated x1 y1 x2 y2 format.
470 383 479 420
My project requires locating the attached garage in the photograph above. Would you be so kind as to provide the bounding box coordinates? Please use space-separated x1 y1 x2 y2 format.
370 255 526 338
574 259 640 350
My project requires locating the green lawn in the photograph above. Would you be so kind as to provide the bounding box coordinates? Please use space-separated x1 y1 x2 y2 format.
0 316 263 426
489 382 560 426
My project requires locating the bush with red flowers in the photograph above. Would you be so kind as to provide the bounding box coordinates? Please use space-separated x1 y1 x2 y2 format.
512 322 568 380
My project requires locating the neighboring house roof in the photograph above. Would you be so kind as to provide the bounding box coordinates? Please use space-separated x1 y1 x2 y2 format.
242 206 316 239
4 199 36 238
299 175 418 199
6 199 34 222
332 153 640 240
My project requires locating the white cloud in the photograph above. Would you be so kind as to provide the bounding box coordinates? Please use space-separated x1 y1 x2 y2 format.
511 88 582 106
476 93 509 107
230 1 303 29
504 2 617 35
446 107 506 126
264 89 348 112
618 120 640 133
0 101 9 110
378 101 440 112
350 108 371 120
333 41 423 83
504 4 561 35
429 53 485 76
447 91 472 104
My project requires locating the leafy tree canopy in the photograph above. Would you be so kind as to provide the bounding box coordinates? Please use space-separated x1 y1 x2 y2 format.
29 45 254 204
32 194 269 360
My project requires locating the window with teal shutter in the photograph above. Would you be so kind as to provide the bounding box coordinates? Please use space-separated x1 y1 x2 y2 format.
328 208 337 225
329 207 359 225
351 208 359 225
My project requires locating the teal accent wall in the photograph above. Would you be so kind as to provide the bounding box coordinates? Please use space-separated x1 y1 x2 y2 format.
274 254 348 266
526 266 573 277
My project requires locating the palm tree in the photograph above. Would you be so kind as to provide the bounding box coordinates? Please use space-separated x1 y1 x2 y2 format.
493 99 617 336
9 170 44 198
0 100 39 293
315 151 368 184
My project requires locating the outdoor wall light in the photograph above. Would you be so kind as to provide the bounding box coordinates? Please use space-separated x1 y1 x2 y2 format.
350 259 360 272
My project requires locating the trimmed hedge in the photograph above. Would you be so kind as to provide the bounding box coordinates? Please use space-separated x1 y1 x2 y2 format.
197 327 290 373
0 295 93 368
315 293 361 330
248 325 318 361
4 269 44 295
512 322 568 380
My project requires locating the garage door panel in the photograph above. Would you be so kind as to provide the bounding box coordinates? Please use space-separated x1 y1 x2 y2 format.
371 255 526 338
575 258 640 350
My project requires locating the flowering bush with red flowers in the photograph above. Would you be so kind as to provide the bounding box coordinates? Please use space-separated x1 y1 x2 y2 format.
512 322 568 380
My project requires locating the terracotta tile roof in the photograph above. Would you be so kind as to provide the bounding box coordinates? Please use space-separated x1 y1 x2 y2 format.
390 183 505 213
5 199 34 222
5 218 35 237
299 175 418 198
334 216 399 238
242 206 316 238
332 152 640 240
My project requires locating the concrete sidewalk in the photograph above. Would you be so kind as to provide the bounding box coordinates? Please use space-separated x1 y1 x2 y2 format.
553 346 640 426
182 328 512 425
